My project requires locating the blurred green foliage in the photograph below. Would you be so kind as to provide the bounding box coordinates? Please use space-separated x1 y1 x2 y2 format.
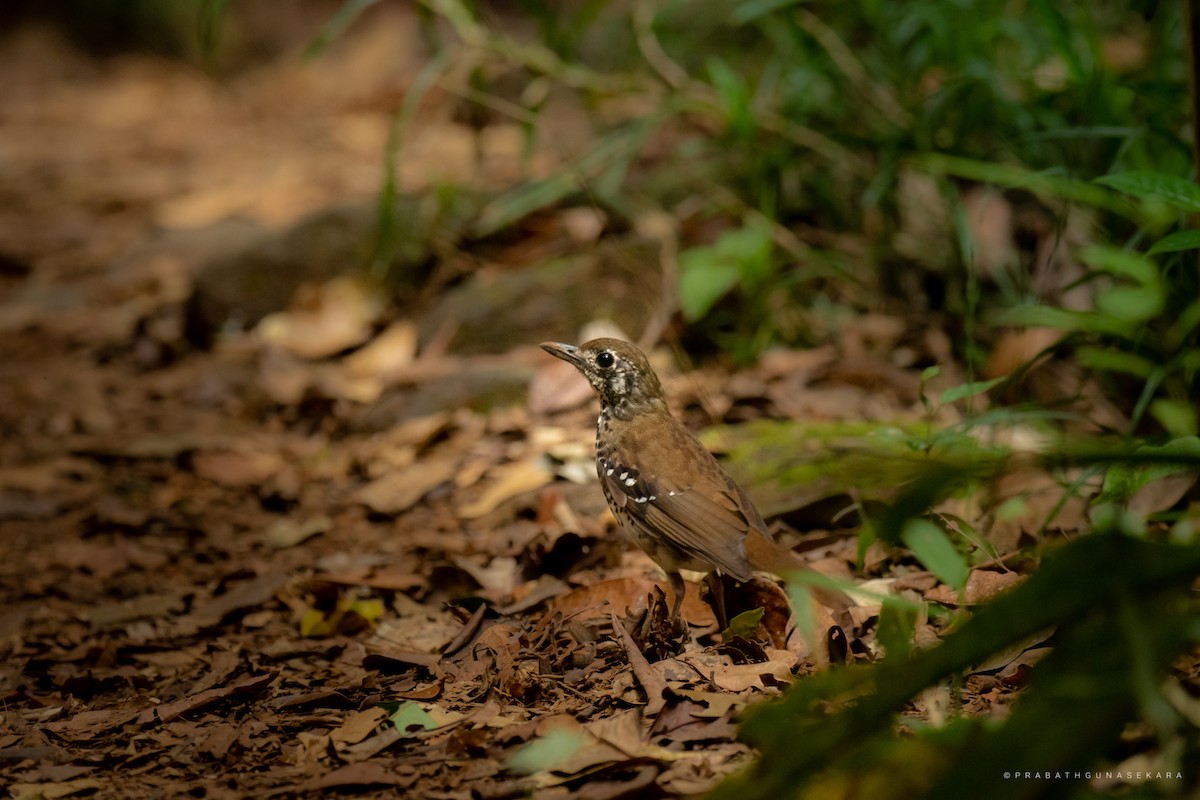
712 531 1200 800
348 0 1192 375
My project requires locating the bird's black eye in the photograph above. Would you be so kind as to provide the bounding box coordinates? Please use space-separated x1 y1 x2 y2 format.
595 351 615 369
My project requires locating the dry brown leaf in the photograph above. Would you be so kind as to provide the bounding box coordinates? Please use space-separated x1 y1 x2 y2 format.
372 611 463 655
192 449 283 488
41 709 140 740
197 722 243 759
355 451 459 515
319 565 425 592
925 569 1022 607
10 779 103 800
962 186 1017 277
546 577 715 626
331 707 388 748
1129 472 1199 516
665 653 792 693
457 458 553 519
307 761 416 790
257 277 385 360
382 411 454 451
757 346 837 380
183 572 288 629
986 470 1094 552
256 347 316 405
0 458 96 493
528 721 628 778
343 320 418 378
984 328 1062 379
261 516 331 549
586 708 649 755
667 688 747 719
964 569 1022 604
137 670 279 724
657 746 748 795
88 592 185 630
451 555 522 594
997 646 1053 684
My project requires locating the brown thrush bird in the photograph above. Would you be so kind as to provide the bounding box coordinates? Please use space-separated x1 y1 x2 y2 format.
541 337 830 625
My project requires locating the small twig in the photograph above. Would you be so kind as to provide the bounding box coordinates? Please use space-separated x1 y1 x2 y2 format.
441 602 488 656
611 613 667 716
638 211 680 352
634 0 690 89
434 80 543 127
421 0 628 95
797 9 910 126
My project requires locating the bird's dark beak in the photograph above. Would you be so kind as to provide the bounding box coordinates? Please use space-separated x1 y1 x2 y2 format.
540 341 583 367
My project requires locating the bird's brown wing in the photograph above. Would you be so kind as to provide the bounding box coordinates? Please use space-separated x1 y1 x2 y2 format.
602 416 756 581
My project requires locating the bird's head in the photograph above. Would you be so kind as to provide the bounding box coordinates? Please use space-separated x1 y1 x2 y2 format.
540 338 666 417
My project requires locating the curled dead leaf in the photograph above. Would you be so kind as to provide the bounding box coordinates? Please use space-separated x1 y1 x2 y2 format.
256 277 385 360
457 458 553 519
343 320 417 378
355 453 459 515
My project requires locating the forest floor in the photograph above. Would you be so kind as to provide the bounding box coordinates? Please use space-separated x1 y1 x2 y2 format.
0 9 1148 800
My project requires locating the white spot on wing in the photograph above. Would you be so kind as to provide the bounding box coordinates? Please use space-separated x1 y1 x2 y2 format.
625 477 636 487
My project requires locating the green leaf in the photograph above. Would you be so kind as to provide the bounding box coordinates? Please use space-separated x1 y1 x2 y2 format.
914 153 1141 218
723 607 765 639
786 577 818 646
472 118 665 238
938 376 1005 404
1097 436 1200 505
1095 171 1200 213
677 223 774 320
877 598 917 659
1148 228 1200 255
1091 504 1148 537
730 0 800 24
1170 518 1196 544
1078 245 1158 283
1095 285 1164 322
1075 347 1155 378
993 305 1135 338
707 57 754 139
1150 399 1199 437
678 251 740 321
1080 247 1164 323
385 701 437 734
507 729 588 774
901 519 969 590
720 223 775 286
1165 300 1200 350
